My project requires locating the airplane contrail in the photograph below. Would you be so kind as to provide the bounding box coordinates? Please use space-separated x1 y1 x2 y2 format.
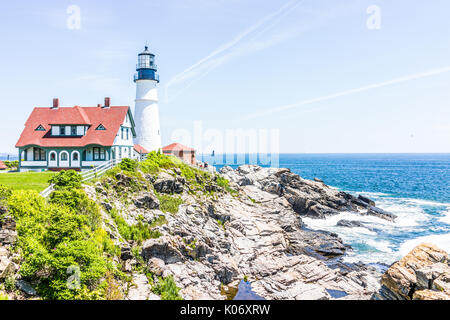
164 0 303 102
244 66 450 120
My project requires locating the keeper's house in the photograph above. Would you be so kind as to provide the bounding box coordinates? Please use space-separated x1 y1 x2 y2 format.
15 98 143 172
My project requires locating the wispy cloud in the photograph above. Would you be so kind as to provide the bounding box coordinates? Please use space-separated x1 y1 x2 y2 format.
164 0 305 102
164 0 358 103
243 66 450 120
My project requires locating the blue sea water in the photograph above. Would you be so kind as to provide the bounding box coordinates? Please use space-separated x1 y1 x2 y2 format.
203 153 450 264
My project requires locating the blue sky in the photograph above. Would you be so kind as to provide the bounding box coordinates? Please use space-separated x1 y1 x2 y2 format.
1 0 450 154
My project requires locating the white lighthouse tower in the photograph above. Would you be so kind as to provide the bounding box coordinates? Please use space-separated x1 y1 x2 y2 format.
134 46 162 152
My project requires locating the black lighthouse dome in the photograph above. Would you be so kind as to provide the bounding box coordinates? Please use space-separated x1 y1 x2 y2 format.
134 46 159 83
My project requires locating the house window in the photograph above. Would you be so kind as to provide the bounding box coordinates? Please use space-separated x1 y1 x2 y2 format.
126 128 129 140
71 126 77 136
73 153 79 161
35 125 45 131
50 152 56 161
93 147 106 161
33 148 46 161
60 126 66 136
121 127 124 140
96 124 106 131
61 152 68 161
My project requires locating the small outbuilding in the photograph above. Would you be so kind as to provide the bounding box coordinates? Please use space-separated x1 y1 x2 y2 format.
162 143 196 165
134 144 149 160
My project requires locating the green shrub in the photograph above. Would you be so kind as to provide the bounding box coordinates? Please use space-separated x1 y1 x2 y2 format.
109 208 161 243
216 176 237 194
49 170 82 190
4 276 15 292
157 194 183 214
149 215 167 228
49 189 102 230
6 190 119 300
2 161 17 169
119 158 138 172
151 275 183 300
0 184 12 201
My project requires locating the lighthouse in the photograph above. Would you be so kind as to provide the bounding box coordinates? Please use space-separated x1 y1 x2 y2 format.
133 46 162 152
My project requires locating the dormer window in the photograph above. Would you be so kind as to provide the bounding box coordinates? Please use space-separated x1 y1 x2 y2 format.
35 125 45 131
60 126 66 136
96 124 106 131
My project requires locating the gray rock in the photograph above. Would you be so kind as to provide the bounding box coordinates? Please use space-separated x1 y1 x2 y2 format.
127 273 161 300
147 257 165 276
365 206 397 222
141 236 184 264
0 216 17 245
16 280 37 296
133 193 160 210
416 263 450 291
153 172 184 194
0 256 15 279
120 246 133 261
101 202 113 212
358 195 376 207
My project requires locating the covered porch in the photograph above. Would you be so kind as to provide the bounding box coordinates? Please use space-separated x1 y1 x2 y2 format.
18 145 113 172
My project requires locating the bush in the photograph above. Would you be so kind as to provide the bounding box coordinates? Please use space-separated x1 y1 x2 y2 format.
119 158 138 172
6 190 119 300
0 184 12 202
3 161 18 169
151 275 183 300
49 170 82 190
215 176 237 194
157 194 183 214
4 276 15 292
109 208 161 243
49 189 102 230
139 152 179 174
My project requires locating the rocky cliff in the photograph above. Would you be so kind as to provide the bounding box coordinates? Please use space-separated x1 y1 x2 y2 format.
87 163 395 300
377 243 450 300
3 157 446 300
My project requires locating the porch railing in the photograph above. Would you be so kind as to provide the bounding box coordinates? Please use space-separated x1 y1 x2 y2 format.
40 158 123 198
80 158 121 182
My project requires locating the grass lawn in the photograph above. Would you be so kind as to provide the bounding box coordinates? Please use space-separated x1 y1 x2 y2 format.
0 171 57 192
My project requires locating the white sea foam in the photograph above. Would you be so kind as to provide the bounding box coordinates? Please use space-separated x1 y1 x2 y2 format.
302 193 450 264
438 209 450 225
399 234 450 256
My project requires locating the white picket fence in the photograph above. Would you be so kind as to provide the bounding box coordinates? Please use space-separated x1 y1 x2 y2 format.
39 158 122 198
80 158 121 182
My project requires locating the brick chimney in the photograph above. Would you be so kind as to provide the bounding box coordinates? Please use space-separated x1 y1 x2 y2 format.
104 97 110 108
52 98 59 109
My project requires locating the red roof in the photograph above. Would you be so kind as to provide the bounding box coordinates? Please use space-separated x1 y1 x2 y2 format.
0 161 7 170
16 106 131 148
162 143 195 152
134 144 149 154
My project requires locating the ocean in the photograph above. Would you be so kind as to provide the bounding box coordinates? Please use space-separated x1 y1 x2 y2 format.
203 153 450 265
